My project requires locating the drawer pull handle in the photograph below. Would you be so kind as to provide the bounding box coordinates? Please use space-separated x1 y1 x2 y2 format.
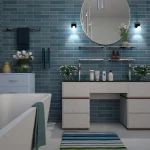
9 80 18 83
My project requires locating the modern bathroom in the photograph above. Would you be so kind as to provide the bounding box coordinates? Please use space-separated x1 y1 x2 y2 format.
0 0 150 150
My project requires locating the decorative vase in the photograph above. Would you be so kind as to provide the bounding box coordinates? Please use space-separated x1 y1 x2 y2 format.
122 41 129 47
16 64 32 73
138 75 147 81
2 62 11 73
64 75 72 81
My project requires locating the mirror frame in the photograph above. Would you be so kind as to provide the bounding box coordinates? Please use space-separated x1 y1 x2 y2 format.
80 0 131 45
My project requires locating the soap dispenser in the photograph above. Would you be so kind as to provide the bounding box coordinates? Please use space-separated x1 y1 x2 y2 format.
108 70 113 81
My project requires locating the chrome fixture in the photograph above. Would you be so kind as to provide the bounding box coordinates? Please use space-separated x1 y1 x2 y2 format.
97 0 104 10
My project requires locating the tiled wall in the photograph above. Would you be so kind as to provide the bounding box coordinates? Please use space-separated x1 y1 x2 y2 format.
0 0 2 63
1 0 150 122
91 100 120 122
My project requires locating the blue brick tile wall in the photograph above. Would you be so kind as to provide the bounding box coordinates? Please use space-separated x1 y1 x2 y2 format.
90 100 120 122
0 0 2 62
1 0 150 122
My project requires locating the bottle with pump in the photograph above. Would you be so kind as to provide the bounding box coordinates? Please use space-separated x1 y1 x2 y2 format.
108 70 113 81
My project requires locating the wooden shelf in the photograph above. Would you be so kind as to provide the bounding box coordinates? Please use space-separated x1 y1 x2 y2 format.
79 59 104 62
79 46 104 49
108 58 135 62
108 46 135 49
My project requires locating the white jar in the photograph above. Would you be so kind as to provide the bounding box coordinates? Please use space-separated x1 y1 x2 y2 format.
95 71 100 81
108 70 113 81
102 71 106 81
89 70 95 81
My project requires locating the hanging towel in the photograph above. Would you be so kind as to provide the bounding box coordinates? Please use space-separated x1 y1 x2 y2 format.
32 102 46 150
17 28 30 50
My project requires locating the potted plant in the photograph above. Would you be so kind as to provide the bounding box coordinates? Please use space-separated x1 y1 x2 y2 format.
59 65 78 81
13 50 34 73
133 65 150 81
119 23 129 47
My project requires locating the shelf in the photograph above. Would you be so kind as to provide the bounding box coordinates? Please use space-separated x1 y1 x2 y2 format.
79 59 104 62
79 46 105 48
108 58 135 62
108 46 135 49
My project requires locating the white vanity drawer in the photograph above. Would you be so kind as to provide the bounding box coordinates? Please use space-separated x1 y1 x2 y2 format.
128 114 150 129
128 99 150 113
128 83 150 97
62 99 90 113
0 87 29 93
0 74 29 86
62 82 89 98
62 114 90 129
90 83 107 93
106 82 128 93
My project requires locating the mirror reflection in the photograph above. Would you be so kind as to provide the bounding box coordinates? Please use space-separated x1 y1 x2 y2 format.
81 0 130 45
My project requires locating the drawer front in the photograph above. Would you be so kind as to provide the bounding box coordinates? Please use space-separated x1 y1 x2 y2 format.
128 99 150 113
128 83 150 97
90 83 107 93
128 114 150 128
0 75 29 86
62 82 89 97
106 82 128 93
0 87 29 93
62 114 90 129
62 99 90 113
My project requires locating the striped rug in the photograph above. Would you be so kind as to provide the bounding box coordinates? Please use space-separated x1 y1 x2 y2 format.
60 132 127 150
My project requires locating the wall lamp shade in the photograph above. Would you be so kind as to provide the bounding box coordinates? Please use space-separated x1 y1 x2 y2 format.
135 23 140 28
71 23 77 29
135 23 141 31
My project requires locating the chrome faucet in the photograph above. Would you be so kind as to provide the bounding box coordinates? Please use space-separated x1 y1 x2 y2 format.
129 63 132 81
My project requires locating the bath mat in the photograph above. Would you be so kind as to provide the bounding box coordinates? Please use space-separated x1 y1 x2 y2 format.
60 132 127 150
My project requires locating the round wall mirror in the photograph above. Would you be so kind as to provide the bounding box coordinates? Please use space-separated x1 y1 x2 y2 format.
81 0 130 45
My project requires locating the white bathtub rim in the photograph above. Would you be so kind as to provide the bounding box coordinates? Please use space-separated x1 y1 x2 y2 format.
0 108 36 138
0 93 52 137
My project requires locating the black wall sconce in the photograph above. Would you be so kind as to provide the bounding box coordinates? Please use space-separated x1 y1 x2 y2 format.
71 23 77 29
135 22 140 28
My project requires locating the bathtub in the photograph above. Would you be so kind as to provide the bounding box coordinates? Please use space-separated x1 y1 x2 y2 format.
0 93 51 150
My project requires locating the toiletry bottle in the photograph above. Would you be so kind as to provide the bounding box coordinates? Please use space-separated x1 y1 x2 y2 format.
108 70 113 81
116 51 120 59
112 50 115 59
102 71 106 81
89 70 95 81
95 71 100 81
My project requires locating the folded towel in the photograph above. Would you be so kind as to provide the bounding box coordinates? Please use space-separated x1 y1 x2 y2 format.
17 28 30 50
32 102 46 150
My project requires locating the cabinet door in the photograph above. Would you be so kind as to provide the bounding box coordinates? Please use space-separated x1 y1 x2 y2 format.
0 87 29 93
62 82 89 98
128 83 150 97
90 83 107 93
107 82 128 93
128 99 150 113
0 74 29 86
62 114 90 129
62 99 90 113
128 114 150 129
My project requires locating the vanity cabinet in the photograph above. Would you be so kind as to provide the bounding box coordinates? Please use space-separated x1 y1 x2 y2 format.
63 82 150 130
0 73 35 93
62 83 90 129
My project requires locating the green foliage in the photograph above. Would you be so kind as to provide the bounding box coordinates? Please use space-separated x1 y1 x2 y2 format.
133 65 150 76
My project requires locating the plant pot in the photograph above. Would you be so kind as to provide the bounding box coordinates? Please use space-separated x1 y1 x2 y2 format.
122 41 129 47
16 64 32 73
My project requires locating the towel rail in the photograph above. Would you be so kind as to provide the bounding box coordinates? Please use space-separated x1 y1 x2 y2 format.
4 28 40 32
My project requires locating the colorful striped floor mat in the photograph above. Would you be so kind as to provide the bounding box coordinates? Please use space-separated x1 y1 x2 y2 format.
60 132 127 150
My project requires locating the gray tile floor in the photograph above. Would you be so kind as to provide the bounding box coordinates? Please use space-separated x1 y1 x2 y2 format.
40 123 150 150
